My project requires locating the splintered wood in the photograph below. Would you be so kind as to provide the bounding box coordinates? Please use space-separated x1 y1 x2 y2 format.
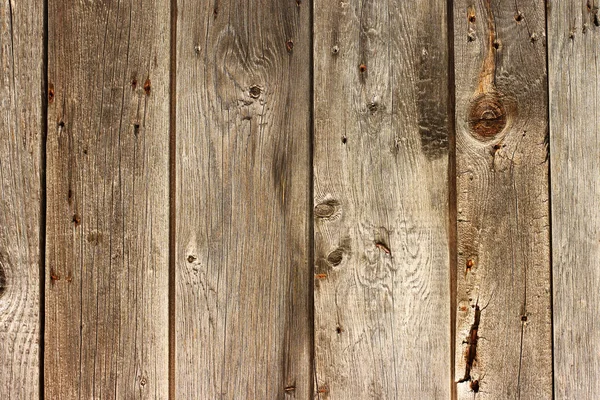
454 1 552 398
2 1 599 398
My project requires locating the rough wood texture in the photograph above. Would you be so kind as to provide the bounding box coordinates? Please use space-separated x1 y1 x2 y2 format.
313 1 451 397
45 1 170 398
0 0 43 396
453 1 552 398
549 1 600 398
175 0 312 398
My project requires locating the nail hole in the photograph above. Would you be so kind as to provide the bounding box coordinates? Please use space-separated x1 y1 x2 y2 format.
515 12 523 22
466 259 474 270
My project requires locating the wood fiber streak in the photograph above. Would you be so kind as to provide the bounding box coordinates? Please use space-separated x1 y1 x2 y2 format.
453 1 552 398
313 0 451 398
45 0 170 398
0 0 43 397
549 1 600 398
175 0 311 398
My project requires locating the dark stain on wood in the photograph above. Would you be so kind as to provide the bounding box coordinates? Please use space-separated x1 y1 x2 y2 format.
416 8 449 160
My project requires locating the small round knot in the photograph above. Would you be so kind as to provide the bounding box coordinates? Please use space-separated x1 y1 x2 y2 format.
468 93 507 139
327 248 344 266
249 85 262 98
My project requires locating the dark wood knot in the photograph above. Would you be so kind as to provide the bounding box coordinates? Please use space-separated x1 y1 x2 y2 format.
468 93 507 139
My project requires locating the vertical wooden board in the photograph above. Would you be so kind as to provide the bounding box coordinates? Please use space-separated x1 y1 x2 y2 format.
0 0 43 397
453 1 552 398
549 1 600 398
175 0 311 398
45 0 170 398
313 1 451 398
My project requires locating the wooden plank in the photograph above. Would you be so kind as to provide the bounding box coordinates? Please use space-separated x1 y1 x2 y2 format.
45 1 170 398
453 1 552 398
0 0 43 396
175 0 312 398
549 1 600 398
313 1 451 397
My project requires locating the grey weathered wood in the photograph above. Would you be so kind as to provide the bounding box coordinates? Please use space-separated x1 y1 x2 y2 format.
175 0 312 398
0 0 43 397
549 1 600 398
45 1 170 398
453 1 552 398
313 1 451 397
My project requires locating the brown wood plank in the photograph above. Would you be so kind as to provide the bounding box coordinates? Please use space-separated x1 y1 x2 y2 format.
453 1 552 398
175 0 312 398
549 1 600 398
0 0 43 396
313 1 452 397
45 1 170 398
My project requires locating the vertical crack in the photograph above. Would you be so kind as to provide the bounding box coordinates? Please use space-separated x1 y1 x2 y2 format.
40 0 49 396
168 0 177 397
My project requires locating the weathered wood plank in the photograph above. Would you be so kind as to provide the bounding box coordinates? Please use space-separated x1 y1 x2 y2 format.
0 0 43 396
453 1 552 398
549 1 600 398
313 1 451 397
175 0 312 398
45 1 170 398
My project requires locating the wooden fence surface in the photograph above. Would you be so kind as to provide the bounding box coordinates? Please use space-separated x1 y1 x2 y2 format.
0 0 598 399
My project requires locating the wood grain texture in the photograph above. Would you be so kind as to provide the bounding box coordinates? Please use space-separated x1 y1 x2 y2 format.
549 1 600 398
45 0 170 398
175 0 312 398
0 0 43 397
313 1 451 398
453 1 552 398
